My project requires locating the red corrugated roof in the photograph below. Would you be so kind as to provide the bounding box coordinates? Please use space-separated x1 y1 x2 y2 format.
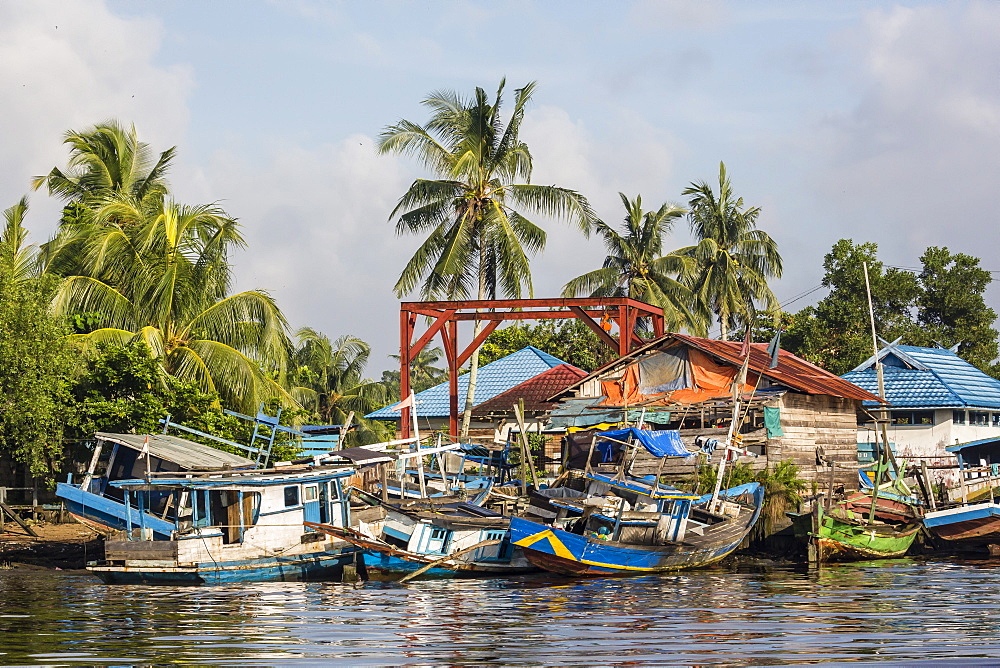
551 334 881 403
476 363 589 414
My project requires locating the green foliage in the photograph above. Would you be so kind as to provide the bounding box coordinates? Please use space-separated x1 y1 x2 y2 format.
289 329 394 446
69 342 303 462
913 247 998 374
383 346 445 397
380 79 596 302
0 272 76 477
753 459 806 540
782 240 999 376
36 122 293 412
478 320 617 371
695 458 805 542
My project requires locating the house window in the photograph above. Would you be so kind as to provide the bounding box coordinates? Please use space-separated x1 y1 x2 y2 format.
891 411 935 425
971 411 990 426
993 414 1000 427
284 485 300 507
954 410 967 425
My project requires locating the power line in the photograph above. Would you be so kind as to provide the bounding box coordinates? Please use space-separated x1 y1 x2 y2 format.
778 284 825 309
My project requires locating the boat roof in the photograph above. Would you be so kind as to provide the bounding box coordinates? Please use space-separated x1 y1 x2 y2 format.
109 466 355 490
95 432 255 470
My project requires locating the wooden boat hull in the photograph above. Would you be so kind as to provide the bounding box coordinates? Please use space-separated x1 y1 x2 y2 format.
509 484 764 577
89 548 356 584
841 491 919 524
306 522 535 579
924 503 1000 549
791 510 920 562
58 482 175 539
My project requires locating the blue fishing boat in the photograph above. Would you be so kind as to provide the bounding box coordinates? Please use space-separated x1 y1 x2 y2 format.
87 465 358 584
509 428 765 576
307 499 534 580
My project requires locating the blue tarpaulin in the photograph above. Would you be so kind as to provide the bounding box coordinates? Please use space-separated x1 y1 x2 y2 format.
596 428 690 458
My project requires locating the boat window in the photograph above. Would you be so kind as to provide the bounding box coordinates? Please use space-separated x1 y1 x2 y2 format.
284 485 300 507
304 485 318 502
430 527 447 540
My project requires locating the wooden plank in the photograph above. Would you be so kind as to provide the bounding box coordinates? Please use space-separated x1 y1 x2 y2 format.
0 501 38 537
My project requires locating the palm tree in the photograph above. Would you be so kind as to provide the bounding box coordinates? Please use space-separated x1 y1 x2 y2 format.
561 193 707 334
379 79 597 436
50 195 292 413
32 120 173 209
290 329 393 445
0 197 39 284
680 162 782 339
32 121 174 276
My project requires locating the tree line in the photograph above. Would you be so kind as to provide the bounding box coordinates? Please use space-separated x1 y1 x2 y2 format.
3 79 996 479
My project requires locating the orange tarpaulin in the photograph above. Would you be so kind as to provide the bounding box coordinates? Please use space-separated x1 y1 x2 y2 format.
600 365 646 406
599 348 751 406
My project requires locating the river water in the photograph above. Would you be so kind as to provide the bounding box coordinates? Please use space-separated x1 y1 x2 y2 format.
3 558 1000 665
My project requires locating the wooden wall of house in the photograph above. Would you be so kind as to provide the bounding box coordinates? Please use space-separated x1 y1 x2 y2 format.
625 392 861 490
765 393 859 487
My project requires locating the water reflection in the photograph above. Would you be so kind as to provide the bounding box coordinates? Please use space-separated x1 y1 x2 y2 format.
3 559 1000 664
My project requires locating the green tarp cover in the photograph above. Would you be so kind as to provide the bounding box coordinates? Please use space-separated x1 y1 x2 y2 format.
764 405 784 438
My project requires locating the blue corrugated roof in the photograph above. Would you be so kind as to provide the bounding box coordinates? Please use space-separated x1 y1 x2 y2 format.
842 344 1000 409
366 346 568 419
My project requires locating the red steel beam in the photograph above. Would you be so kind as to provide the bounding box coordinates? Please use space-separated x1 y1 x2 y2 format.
401 297 664 316
456 320 501 369
408 309 456 358
445 319 459 439
397 297 667 440
568 306 619 351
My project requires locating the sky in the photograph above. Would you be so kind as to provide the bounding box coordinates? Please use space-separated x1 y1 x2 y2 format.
2 0 999 374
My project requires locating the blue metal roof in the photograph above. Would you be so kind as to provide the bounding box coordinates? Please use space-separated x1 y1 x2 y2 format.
366 346 568 419
842 344 1000 409
946 436 1000 453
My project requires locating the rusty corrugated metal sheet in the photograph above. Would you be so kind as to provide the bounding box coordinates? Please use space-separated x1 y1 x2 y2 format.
476 364 588 414
550 333 881 403
669 333 881 402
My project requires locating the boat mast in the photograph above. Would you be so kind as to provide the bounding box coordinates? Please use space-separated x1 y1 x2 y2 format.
863 262 893 522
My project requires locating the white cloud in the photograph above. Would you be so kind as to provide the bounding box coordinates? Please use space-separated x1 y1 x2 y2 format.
0 0 191 237
181 134 417 372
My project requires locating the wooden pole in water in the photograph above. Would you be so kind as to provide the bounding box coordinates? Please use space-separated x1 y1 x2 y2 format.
920 460 937 511
380 462 389 503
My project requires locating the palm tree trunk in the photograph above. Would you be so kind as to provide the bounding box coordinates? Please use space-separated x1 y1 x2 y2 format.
460 248 488 439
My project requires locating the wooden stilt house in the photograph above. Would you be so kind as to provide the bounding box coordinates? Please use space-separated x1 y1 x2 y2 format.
547 334 881 489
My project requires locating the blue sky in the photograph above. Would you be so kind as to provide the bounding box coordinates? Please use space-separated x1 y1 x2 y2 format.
2 1 999 373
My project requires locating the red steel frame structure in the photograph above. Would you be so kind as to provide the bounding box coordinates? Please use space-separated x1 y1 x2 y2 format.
398 298 666 439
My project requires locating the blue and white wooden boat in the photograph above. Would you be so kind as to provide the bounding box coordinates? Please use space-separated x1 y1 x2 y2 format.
87 466 358 584
307 499 534 579
921 437 1000 553
509 428 765 576
923 503 1000 551
57 432 257 538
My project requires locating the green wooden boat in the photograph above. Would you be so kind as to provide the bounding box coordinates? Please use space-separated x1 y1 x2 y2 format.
791 503 920 562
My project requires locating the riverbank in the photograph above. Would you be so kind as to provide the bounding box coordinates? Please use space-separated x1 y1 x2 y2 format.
0 522 102 570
